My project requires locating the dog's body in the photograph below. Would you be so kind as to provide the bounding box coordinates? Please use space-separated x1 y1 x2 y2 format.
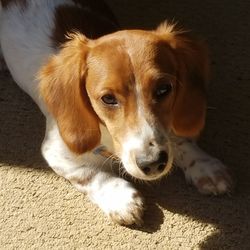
0 0 232 225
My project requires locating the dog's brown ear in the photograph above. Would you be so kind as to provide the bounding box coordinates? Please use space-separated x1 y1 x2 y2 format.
39 33 101 154
156 22 209 137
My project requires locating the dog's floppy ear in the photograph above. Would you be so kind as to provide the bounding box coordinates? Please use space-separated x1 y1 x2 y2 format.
156 22 209 137
39 33 101 154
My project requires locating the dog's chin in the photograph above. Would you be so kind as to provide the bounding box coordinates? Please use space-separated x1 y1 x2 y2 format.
122 160 174 182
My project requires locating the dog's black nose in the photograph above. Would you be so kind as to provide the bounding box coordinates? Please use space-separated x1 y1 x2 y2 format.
136 151 168 175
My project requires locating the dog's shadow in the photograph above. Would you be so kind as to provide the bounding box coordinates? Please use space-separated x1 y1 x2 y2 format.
135 169 250 249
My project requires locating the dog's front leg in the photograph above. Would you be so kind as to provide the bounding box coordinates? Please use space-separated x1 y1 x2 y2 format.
41 119 144 225
69 156 144 226
172 135 233 195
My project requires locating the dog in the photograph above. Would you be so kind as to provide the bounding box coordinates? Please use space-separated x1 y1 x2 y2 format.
0 0 232 225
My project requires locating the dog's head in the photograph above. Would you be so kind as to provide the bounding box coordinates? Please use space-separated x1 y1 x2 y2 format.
39 22 209 180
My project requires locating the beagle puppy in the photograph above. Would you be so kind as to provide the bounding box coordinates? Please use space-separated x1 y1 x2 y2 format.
0 0 232 225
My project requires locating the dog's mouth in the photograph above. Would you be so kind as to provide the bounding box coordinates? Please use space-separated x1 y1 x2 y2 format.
93 142 174 181
123 158 173 181
119 143 174 181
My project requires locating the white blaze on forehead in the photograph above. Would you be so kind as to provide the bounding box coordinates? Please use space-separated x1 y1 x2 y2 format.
135 78 156 140
120 84 157 177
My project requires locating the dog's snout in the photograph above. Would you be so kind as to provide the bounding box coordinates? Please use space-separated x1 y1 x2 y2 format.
158 150 168 163
136 150 168 175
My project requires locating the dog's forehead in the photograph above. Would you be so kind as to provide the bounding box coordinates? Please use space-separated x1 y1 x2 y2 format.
88 31 176 94
87 42 133 89
92 32 162 64
89 32 175 83
89 40 131 71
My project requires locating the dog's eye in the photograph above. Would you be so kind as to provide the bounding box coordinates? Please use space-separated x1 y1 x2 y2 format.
155 83 172 99
101 94 118 106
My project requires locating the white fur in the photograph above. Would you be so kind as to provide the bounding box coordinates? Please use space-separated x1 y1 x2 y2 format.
1 1 59 103
0 0 231 225
172 136 232 194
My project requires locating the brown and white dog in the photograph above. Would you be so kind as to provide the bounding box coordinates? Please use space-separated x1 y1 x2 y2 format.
0 0 232 225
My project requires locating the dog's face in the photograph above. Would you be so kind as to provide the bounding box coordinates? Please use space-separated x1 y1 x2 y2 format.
39 23 209 180
86 31 178 180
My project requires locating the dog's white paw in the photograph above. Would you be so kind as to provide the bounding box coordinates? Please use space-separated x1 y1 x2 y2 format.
184 158 233 195
92 179 144 225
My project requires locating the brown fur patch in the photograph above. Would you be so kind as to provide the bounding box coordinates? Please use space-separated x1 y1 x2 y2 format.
85 39 139 152
156 23 209 137
39 34 101 154
70 174 94 186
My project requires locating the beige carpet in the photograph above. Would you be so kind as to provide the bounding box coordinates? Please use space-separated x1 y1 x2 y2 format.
1 1 250 249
